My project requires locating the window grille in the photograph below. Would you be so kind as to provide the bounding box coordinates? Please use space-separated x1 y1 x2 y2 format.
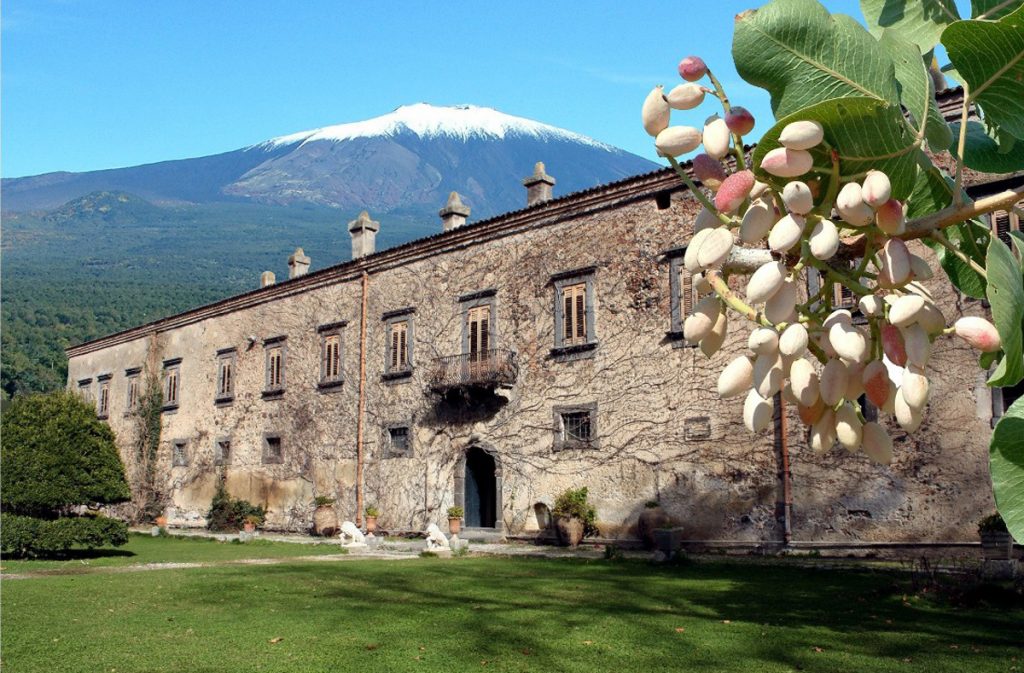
214 439 231 466
263 436 283 464
388 426 410 457
172 441 188 467
561 411 592 443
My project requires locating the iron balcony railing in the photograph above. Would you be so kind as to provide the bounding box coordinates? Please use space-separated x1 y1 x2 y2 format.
428 349 518 391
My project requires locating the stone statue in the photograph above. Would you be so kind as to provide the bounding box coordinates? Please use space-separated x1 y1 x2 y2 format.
340 520 366 546
425 523 450 550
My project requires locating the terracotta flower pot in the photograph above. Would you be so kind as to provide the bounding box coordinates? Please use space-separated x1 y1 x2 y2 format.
637 506 671 550
155 515 168 528
243 521 256 533
313 505 339 537
365 516 378 533
554 515 584 547
449 517 462 535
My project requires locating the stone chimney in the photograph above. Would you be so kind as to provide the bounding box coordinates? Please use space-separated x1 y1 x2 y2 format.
522 161 555 206
260 271 276 288
439 191 471 232
288 247 310 279
348 211 380 260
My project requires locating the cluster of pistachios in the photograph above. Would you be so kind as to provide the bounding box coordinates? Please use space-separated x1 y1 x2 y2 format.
643 56 1002 464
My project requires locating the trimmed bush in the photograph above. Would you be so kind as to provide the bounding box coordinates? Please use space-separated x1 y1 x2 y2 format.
1 391 130 516
1 513 128 557
207 478 266 532
552 487 599 537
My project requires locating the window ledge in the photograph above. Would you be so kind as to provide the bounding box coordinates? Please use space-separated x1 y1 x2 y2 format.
666 331 697 349
550 342 598 361
96 414 109 421
214 395 234 407
262 389 285 400
318 379 345 392
553 440 599 453
161 404 179 414
382 369 413 383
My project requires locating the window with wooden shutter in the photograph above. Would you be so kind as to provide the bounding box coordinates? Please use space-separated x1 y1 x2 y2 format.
216 357 233 399
266 346 284 389
467 305 491 360
390 320 409 371
164 369 179 406
678 266 694 319
561 283 587 346
322 334 342 381
991 207 1021 247
127 376 139 411
98 382 110 418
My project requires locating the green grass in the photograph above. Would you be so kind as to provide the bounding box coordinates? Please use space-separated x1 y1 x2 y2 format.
2 552 1022 673
0 533 342 573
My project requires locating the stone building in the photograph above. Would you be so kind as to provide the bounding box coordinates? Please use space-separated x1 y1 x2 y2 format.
67 95 1023 548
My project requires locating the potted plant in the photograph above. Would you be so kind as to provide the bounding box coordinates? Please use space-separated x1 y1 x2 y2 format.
313 496 339 537
155 515 168 528
979 512 1014 560
447 506 464 535
552 487 597 548
637 500 671 550
242 514 261 534
365 505 380 533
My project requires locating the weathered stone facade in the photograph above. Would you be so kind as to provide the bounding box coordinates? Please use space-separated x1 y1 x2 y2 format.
67 106 1022 546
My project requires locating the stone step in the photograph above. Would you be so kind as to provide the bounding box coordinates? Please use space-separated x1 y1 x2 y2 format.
458 527 505 543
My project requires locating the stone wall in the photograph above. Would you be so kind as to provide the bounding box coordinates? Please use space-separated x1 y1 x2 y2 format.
67 169 1010 544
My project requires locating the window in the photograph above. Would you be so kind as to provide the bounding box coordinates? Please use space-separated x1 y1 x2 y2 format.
77 378 93 403
125 367 141 413
990 205 1022 247
263 436 283 464
172 440 188 467
383 308 415 379
386 425 412 458
263 337 286 397
162 359 181 411
552 403 598 451
467 305 491 359
97 375 111 419
317 321 347 388
214 438 231 466
667 250 696 343
216 348 236 402
551 268 597 358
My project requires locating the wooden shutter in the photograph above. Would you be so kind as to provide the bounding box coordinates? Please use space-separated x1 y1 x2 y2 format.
225 361 232 394
399 323 408 367
467 306 490 359
679 267 693 318
562 283 587 345
390 321 408 370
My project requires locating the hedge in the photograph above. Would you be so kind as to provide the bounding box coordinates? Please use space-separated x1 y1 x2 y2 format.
0 513 129 557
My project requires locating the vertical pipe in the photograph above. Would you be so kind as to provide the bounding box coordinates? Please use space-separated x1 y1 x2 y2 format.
773 392 793 546
356 272 369 527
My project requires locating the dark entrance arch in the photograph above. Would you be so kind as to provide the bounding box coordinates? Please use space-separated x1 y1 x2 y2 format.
464 446 497 528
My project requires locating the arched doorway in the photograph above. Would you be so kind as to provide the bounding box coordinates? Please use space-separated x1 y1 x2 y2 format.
463 445 498 528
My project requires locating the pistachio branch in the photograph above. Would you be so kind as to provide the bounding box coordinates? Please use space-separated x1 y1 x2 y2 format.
930 230 989 279
953 84 970 206
666 155 731 224
705 68 746 172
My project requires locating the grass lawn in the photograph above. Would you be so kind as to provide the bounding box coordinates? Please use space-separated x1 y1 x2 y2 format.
2 550 1022 673
0 533 343 574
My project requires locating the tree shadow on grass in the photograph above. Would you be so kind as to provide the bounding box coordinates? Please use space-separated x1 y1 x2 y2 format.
175 556 1024 672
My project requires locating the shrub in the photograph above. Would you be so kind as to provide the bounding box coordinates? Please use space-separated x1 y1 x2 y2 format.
365 505 380 518
978 513 1009 535
314 496 335 507
552 487 598 537
1 391 130 516
1 512 128 557
447 506 464 519
206 479 266 532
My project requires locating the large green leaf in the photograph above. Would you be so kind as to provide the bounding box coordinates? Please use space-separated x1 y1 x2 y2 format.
878 30 953 151
986 233 1024 386
861 0 961 53
972 0 1024 20
991 395 1024 543
734 0 900 118
950 121 1024 172
926 220 990 298
943 6 1024 139
751 97 921 200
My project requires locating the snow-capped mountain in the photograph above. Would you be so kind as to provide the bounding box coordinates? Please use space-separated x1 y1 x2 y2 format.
2 104 657 217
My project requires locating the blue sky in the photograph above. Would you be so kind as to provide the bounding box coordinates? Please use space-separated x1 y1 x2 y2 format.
1 1 959 178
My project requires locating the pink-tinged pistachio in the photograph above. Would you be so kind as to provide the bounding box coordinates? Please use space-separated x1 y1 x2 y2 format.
901 364 930 410
782 181 814 215
953 316 1002 352
641 85 671 137
760 147 814 178
702 116 731 160
902 323 931 368
880 324 907 366
714 170 755 214
692 153 728 190
894 388 923 432
655 125 702 157
879 238 911 287
862 360 890 408
819 359 848 406
665 83 705 110
836 182 874 226
875 199 905 235
725 106 755 136
798 396 827 426
861 422 893 465
861 170 891 208
750 180 770 199
778 120 824 150
678 55 708 82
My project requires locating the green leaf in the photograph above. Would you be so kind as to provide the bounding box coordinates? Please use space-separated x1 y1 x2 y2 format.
861 0 961 53
1011 230 1024 264
751 97 921 199
878 31 953 151
980 350 1000 370
991 395 1024 543
972 0 1024 20
951 121 1024 172
905 161 954 220
926 220 990 298
734 0 900 118
986 233 1024 386
942 6 1024 139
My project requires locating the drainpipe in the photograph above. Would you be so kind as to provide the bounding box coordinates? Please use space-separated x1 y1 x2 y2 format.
773 392 793 546
356 271 369 527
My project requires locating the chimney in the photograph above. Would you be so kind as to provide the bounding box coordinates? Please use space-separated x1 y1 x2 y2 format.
522 161 555 206
439 191 471 232
288 247 310 279
260 271 276 288
348 210 380 260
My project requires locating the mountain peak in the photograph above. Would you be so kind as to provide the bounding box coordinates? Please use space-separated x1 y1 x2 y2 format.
262 103 614 151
